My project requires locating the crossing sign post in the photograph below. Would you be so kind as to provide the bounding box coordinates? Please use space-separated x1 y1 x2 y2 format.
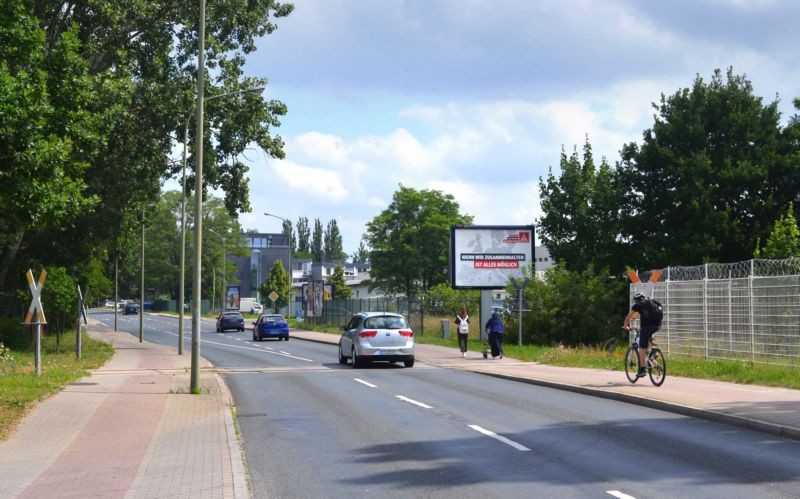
24 269 47 377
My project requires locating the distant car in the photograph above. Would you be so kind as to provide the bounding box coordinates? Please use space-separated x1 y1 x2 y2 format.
492 306 511 316
104 300 115 308
123 303 139 315
253 314 289 341
216 311 245 332
249 304 264 314
338 312 415 368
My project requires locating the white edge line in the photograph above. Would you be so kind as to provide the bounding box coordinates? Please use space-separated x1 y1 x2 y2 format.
467 424 530 451
395 395 433 409
353 378 377 388
607 491 636 499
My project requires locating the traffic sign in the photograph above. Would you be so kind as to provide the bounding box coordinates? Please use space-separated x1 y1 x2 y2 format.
24 269 47 325
268 290 279 302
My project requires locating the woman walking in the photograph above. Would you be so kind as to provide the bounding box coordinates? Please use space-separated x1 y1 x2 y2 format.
454 307 470 358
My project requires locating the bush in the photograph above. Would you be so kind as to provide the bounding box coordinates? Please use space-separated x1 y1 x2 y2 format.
509 263 628 347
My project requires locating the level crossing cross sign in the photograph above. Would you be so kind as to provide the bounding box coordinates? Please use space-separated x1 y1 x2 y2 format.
24 269 47 325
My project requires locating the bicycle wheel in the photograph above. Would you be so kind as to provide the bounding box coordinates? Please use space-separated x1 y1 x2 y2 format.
624 346 640 383
648 348 667 386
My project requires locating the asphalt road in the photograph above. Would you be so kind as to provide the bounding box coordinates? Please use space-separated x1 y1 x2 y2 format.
93 310 800 498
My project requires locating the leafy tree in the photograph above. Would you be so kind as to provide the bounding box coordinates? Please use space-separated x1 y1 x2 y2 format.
754 203 800 259
512 263 627 346
618 68 799 268
425 282 479 316
1 0 293 301
260 259 290 312
328 264 352 299
324 220 345 261
296 217 310 253
350 239 370 263
538 138 629 274
311 218 324 262
41 267 77 350
78 257 112 305
366 185 473 297
282 219 296 253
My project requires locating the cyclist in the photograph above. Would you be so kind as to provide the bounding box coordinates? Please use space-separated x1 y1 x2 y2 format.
623 289 660 378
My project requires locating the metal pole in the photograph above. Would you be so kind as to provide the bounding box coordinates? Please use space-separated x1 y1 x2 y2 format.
35 322 41 377
517 288 523 347
178 115 190 355
76 285 82 360
140 208 145 343
222 237 226 311
114 257 118 332
191 0 205 394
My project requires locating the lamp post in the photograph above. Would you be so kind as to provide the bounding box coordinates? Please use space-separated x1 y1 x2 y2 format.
252 249 261 305
178 86 264 356
264 212 293 316
209 228 226 312
140 207 145 343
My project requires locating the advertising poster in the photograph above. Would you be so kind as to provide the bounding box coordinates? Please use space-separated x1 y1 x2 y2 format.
450 225 535 289
225 285 241 310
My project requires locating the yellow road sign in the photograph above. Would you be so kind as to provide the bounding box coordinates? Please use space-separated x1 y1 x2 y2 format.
24 269 47 325
268 291 279 302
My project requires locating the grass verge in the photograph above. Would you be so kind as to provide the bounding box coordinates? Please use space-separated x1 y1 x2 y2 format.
0 328 114 440
295 321 800 390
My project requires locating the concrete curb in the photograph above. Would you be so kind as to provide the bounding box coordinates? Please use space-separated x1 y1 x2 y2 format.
290 332 800 442
215 370 250 499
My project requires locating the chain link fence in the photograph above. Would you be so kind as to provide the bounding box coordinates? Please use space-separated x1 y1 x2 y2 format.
636 258 800 366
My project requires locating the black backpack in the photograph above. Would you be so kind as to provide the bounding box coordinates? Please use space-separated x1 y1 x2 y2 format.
641 298 664 326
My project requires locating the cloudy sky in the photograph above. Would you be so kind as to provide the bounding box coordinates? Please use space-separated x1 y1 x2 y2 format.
231 0 800 256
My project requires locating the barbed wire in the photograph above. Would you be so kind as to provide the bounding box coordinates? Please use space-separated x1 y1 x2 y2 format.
639 258 800 281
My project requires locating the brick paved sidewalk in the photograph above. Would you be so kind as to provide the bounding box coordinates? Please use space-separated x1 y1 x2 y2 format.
292 328 800 440
0 326 248 499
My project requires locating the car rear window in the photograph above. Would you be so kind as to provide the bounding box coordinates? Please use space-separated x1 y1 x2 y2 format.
262 315 283 322
364 316 407 329
224 312 242 318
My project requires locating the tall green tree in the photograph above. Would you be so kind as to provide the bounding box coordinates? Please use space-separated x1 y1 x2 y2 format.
328 264 352 299
754 203 800 259
41 267 77 339
324 220 344 261
538 138 629 273
311 218 324 262
296 217 310 253
1 0 293 300
282 219 296 253
260 259 290 312
366 185 473 297
350 239 370 263
618 68 799 268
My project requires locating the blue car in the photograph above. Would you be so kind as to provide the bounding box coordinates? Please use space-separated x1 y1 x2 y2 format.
253 314 289 341
216 311 245 332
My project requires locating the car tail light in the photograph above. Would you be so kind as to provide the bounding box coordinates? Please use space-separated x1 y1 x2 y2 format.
359 330 378 338
399 330 414 337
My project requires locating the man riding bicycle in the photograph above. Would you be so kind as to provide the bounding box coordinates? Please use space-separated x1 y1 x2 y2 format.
623 289 660 378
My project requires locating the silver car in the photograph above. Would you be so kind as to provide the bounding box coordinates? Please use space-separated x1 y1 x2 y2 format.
338 312 415 368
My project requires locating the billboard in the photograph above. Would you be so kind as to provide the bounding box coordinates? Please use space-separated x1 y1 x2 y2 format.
450 225 535 289
225 285 241 310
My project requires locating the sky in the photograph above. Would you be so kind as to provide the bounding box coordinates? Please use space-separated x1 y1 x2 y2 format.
220 0 800 256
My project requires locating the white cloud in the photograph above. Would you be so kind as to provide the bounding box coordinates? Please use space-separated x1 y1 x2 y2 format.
272 160 349 201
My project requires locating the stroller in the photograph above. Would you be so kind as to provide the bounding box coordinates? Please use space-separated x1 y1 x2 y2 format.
482 327 490 359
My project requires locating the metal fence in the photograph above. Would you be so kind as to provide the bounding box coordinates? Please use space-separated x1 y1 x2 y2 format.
309 296 482 337
636 258 800 367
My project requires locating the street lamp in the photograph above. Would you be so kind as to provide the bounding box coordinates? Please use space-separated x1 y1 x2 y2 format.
264 212 294 316
178 85 265 356
209 228 226 312
252 249 261 305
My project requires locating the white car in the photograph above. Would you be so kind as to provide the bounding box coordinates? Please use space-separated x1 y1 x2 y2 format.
338 312 415 368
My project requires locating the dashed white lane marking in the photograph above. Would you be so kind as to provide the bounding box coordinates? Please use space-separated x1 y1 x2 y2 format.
279 350 290 355
395 395 432 409
467 425 530 451
354 378 377 388
606 491 636 499
203 339 314 362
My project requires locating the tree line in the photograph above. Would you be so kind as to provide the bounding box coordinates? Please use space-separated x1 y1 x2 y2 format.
0 0 293 313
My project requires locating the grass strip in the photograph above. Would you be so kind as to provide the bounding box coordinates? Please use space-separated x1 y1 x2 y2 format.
0 328 114 440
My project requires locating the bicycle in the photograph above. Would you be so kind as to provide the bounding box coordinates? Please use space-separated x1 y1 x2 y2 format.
624 326 667 386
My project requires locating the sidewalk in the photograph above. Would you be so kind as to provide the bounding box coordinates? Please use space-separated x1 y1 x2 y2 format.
291 328 800 440
0 325 247 499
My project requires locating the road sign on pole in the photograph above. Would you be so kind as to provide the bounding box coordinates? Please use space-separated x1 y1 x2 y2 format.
24 269 47 377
